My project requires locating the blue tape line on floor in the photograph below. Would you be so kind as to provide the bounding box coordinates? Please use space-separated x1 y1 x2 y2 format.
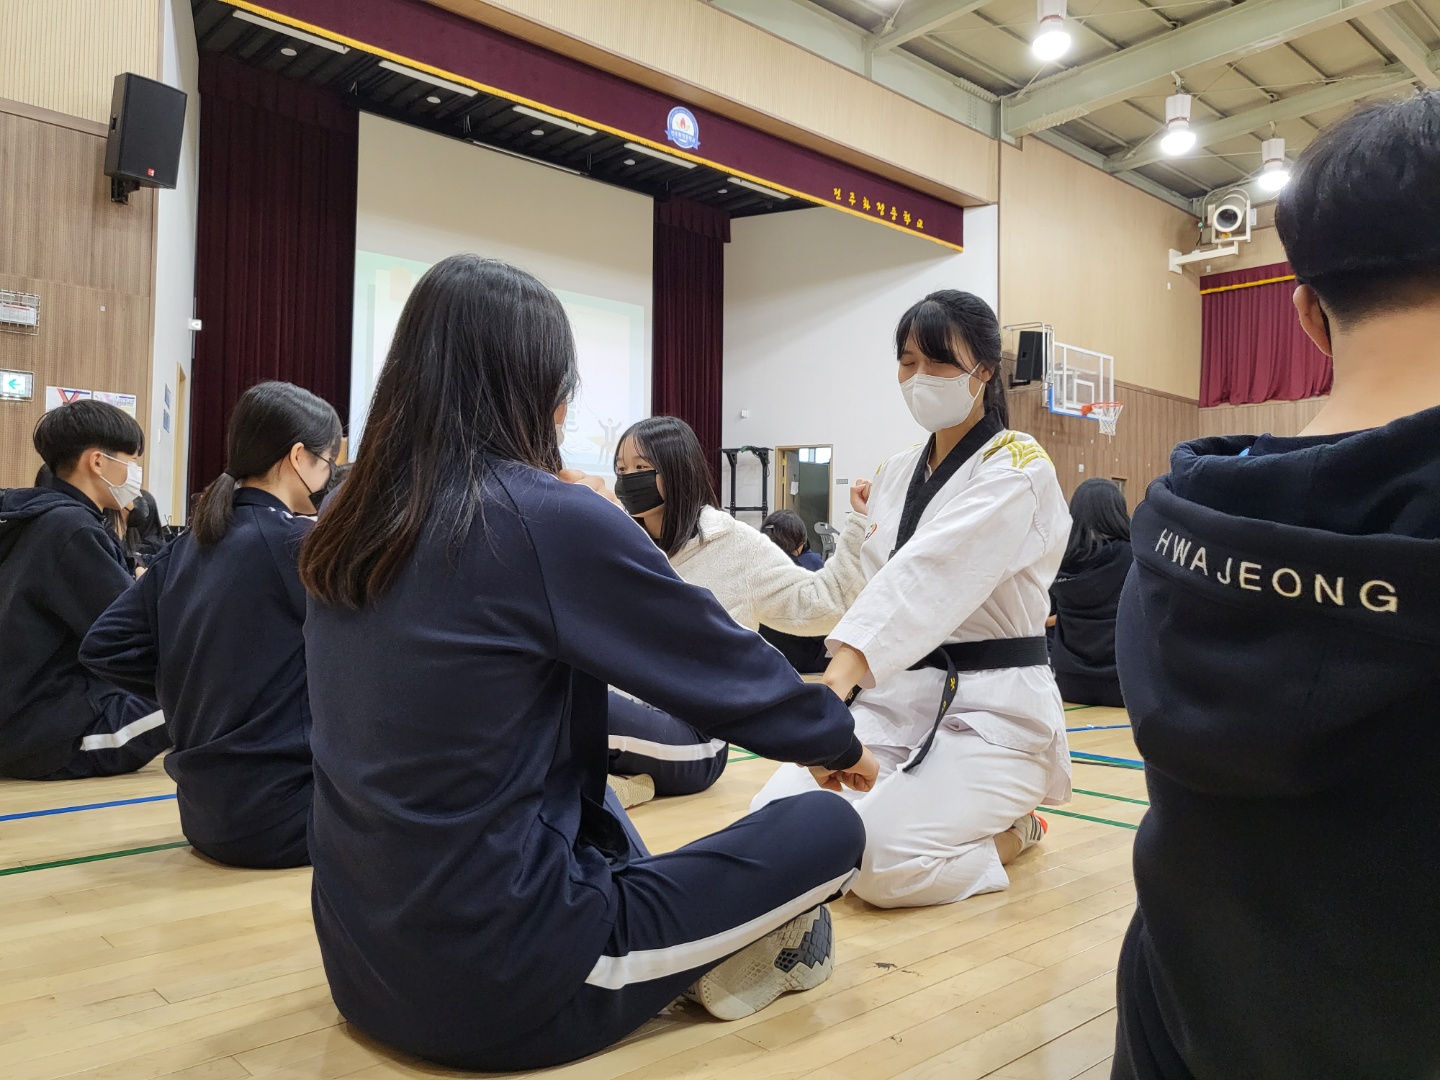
1066 724 1133 733
0 793 178 823
1071 750 1145 769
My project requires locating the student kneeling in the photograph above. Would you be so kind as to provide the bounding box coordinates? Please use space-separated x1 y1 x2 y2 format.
0 402 167 779
83 382 341 868
297 255 875 1072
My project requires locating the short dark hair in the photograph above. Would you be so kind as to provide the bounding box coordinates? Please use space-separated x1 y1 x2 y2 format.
191 381 342 545
761 509 809 555
893 290 1008 426
1062 478 1130 571
33 400 144 473
301 255 579 608
615 416 718 559
1276 90 1440 323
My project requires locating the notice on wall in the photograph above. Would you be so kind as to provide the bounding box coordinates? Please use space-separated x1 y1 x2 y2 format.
45 386 137 417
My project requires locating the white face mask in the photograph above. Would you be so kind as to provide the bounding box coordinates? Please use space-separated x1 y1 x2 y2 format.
900 369 981 432
101 454 143 511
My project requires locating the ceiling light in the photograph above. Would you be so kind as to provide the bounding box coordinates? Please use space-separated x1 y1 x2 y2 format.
531 129 545 137
622 142 697 169
512 105 596 137
378 59 477 98
426 95 441 104
726 176 790 200
1258 137 1289 192
1160 93 1196 155
232 10 349 53
280 46 297 57
717 188 728 194
623 158 636 166
1032 0 1071 62
470 141 584 176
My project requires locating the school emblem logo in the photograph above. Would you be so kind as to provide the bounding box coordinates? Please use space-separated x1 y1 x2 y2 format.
666 107 700 150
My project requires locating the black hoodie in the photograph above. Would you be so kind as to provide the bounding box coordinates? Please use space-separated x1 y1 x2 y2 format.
1113 408 1440 1079
1050 538 1130 707
0 480 138 776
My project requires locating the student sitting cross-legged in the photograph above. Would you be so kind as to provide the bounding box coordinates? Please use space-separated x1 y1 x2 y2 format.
82 382 341 869
0 401 168 780
296 254 876 1072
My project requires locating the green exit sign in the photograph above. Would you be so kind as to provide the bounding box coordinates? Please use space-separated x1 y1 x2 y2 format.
0 370 34 401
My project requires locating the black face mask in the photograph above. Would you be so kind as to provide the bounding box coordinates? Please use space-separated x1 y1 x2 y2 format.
295 456 336 515
614 470 664 516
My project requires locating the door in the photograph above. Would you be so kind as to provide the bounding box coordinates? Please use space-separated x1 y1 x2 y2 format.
773 445 833 552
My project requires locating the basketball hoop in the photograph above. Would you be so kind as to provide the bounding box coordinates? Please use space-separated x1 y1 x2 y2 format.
1081 401 1124 437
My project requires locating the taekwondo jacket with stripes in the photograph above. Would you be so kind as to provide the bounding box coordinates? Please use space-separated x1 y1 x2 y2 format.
302 459 863 1065
1114 407 1440 1079
82 488 314 858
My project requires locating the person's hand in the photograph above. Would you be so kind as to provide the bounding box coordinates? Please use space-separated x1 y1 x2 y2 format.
559 469 620 506
809 745 879 793
849 478 871 515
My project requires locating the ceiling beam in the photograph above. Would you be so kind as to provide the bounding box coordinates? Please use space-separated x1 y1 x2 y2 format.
1030 129 1199 213
1103 63 1420 173
869 0 989 54
1362 8 1440 87
1000 0 1405 136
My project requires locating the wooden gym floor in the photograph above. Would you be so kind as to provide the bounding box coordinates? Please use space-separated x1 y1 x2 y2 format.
0 707 1141 1080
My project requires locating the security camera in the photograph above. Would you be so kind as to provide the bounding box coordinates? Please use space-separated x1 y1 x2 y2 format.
1209 190 1250 238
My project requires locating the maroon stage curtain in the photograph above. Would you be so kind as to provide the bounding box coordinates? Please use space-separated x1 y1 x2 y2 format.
1200 260 1332 408
190 54 358 495
652 198 730 491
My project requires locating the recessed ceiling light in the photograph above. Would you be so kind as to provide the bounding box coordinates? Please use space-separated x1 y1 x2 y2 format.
426 95 441 104
280 47 298 57
623 158 636 166
530 128 545 137
718 188 728 194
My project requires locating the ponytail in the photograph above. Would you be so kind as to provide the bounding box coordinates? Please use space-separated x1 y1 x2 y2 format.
191 382 342 546
191 473 238 546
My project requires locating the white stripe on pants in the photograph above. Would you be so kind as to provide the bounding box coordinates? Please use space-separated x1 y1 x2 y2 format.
750 726 1051 909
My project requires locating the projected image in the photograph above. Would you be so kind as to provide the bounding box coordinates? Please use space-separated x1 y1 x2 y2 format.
351 250 648 475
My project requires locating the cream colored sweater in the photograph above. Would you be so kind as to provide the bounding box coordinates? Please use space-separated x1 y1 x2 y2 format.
667 506 868 635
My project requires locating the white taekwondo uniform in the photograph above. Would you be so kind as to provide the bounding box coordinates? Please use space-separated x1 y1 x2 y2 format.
752 417 1073 908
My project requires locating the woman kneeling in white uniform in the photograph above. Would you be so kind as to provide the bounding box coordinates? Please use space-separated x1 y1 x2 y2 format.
752 290 1073 909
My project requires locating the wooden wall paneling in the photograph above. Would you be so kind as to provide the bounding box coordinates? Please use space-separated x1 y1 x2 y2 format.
0 0 159 124
0 108 156 488
998 138 1203 401
1197 396 1327 438
1008 378 1198 511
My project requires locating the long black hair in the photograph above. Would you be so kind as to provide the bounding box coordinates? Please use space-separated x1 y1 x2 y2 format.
893 290 1008 427
301 255 579 607
761 509 809 555
192 381 342 546
1062 478 1130 570
614 416 717 559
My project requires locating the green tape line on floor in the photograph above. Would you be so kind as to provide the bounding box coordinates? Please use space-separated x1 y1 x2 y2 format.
0 840 190 877
728 749 760 762
1063 704 1095 713
1044 807 1139 831
1073 787 1149 806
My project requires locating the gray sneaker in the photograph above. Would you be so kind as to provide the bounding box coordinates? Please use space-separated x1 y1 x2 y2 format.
687 905 836 1021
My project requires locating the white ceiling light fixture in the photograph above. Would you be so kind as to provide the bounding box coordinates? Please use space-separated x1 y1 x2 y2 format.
280 47 297 57
512 105 596 137
1258 137 1290 192
378 59 477 98
1160 93 1197 156
232 10 349 53
726 176 791 200
1032 0 1072 63
622 142 697 169
426 95 441 105
470 141 584 176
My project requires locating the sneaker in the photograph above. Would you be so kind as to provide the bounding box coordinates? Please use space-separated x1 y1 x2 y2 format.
607 773 655 809
1011 811 1048 853
687 905 835 1021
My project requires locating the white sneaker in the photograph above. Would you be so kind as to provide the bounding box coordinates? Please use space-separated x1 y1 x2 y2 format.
1011 811 1048 853
607 773 655 809
687 905 835 1021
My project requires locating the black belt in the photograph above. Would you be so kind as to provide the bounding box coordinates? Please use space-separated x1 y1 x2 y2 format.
873 637 1050 774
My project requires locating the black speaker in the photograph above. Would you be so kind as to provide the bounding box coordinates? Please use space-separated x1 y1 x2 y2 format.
104 73 187 203
1011 330 1045 386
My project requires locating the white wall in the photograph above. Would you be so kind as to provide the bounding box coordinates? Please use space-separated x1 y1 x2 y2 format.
722 204 998 521
354 114 652 455
147 0 200 523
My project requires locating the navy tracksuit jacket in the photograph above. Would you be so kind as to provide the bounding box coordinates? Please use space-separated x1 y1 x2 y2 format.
82 489 315 867
304 460 862 1067
1114 409 1440 1079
